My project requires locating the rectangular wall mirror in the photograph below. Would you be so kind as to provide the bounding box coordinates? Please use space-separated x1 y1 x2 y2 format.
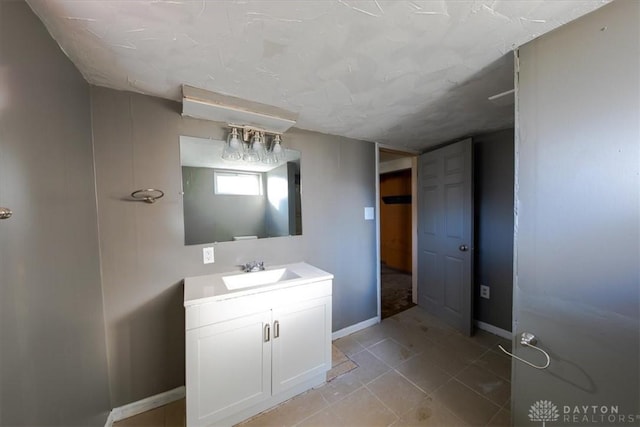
180 136 302 245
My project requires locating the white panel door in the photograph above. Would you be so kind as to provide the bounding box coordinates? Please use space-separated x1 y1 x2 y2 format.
186 311 271 427
271 296 332 395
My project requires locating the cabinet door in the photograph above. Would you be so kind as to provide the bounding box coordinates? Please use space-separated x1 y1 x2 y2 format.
186 311 271 426
271 296 332 395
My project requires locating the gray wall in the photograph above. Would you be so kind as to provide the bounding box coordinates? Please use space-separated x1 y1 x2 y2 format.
514 1 639 424
0 1 110 425
473 129 514 332
265 163 291 237
90 87 377 406
182 166 267 243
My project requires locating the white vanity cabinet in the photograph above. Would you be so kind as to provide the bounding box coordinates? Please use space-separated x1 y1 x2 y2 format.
271 296 331 395
186 310 272 424
184 263 333 427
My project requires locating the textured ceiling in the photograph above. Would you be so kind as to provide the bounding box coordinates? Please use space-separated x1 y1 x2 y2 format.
27 0 608 151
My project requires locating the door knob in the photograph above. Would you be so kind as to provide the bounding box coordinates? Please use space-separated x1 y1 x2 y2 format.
459 244 468 252
0 207 12 220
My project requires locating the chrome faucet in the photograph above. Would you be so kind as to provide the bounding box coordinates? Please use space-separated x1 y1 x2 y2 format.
242 261 265 272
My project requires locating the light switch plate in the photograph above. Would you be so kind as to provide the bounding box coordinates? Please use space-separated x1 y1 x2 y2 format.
364 207 375 220
203 247 214 264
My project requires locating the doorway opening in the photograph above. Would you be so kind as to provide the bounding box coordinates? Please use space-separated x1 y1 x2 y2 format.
378 148 417 319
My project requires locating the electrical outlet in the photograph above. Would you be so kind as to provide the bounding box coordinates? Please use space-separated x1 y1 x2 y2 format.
480 285 490 299
203 247 214 264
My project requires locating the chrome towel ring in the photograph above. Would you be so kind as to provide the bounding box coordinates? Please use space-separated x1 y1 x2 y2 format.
498 332 551 370
0 207 12 219
131 189 165 204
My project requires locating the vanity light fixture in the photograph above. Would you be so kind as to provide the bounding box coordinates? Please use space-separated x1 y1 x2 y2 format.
181 86 296 165
222 125 286 164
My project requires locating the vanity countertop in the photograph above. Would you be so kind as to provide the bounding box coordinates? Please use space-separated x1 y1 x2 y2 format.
183 262 333 307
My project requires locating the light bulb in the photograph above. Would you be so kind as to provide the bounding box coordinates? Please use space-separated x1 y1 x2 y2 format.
244 131 264 163
222 128 242 161
229 132 242 150
272 135 283 162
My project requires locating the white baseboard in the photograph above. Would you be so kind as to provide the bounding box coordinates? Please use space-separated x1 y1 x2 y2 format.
104 386 186 427
475 320 512 340
103 411 115 427
332 316 379 340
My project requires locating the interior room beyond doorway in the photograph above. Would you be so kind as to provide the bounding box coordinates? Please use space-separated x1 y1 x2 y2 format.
379 149 416 319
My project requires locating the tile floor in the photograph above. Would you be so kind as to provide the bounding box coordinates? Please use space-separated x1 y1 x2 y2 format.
115 306 512 426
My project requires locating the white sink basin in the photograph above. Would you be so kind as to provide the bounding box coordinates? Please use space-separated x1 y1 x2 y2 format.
184 262 334 305
223 268 301 290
